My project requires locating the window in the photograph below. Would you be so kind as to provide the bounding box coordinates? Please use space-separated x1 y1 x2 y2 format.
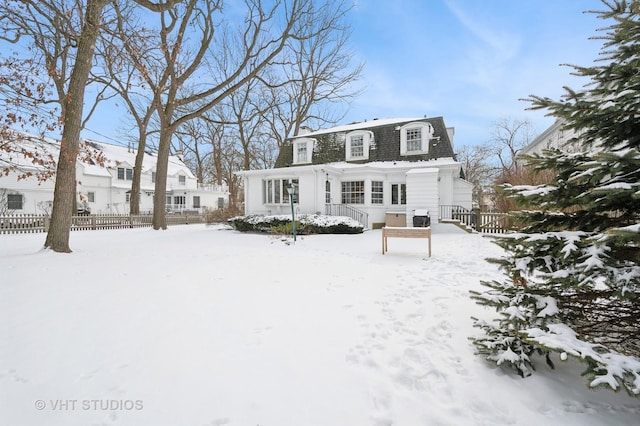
400 122 433 156
7 193 23 210
292 138 314 164
174 196 186 208
406 128 422 152
325 180 331 204
117 167 133 180
217 197 224 209
371 181 383 205
391 184 406 205
178 175 186 185
87 192 95 203
152 172 156 183
126 192 131 203
350 135 364 158
193 196 201 208
345 131 373 161
341 181 364 204
263 179 299 204
297 143 307 163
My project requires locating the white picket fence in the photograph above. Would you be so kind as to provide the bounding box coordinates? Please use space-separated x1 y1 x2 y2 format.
0 213 206 235
439 205 512 234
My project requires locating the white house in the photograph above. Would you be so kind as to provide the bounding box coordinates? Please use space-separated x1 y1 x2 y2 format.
519 118 585 159
237 117 473 228
0 131 229 215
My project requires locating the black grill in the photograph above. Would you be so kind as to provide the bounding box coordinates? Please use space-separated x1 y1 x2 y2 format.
413 213 430 227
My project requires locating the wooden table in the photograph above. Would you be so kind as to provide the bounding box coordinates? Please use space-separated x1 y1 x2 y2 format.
382 226 431 257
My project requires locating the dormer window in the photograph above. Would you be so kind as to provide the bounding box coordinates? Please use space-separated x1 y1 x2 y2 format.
292 138 314 164
351 135 364 157
117 166 133 180
406 128 422 152
400 122 434 156
345 130 373 161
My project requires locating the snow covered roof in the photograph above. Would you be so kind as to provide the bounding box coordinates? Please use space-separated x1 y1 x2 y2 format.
291 117 425 139
84 139 195 179
1 130 194 179
327 158 459 170
237 158 460 176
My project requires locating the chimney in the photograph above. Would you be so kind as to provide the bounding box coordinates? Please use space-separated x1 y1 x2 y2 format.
175 149 184 162
446 127 455 148
297 126 313 136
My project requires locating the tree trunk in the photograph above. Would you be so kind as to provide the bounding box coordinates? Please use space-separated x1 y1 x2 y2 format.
152 130 171 230
44 0 107 252
130 129 148 215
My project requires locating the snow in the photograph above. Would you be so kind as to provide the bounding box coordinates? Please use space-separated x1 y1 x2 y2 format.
526 324 640 394
292 117 423 138
1 223 640 426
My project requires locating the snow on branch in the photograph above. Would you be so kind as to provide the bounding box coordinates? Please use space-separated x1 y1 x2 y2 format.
526 324 640 395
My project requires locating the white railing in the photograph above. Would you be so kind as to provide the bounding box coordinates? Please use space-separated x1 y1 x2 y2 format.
325 204 369 228
197 183 228 192
439 205 512 234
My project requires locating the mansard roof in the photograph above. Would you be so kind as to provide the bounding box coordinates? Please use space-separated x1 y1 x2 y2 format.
274 117 456 168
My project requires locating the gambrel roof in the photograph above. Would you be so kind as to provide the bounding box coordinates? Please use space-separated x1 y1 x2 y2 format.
274 117 456 168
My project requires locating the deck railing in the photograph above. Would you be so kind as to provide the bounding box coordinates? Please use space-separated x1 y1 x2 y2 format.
439 205 511 234
0 213 206 235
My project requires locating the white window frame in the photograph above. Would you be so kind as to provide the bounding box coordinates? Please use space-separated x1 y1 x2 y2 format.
400 122 434 156
174 195 186 208
87 192 95 203
371 181 384 205
178 175 186 185
117 166 133 181
292 138 314 164
391 183 406 205
345 130 373 161
262 178 299 205
341 181 365 204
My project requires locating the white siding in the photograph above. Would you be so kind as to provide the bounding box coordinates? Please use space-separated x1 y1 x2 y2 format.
453 178 474 210
406 168 439 226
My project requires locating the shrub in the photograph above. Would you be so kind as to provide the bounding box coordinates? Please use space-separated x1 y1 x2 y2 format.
228 214 364 235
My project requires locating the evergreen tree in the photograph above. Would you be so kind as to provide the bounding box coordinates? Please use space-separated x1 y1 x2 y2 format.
470 0 640 396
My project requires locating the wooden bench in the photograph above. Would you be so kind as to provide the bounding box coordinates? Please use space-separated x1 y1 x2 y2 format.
382 226 431 257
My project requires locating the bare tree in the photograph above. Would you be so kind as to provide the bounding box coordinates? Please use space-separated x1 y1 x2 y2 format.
223 78 273 171
456 144 500 210
118 0 325 230
174 119 212 184
95 9 159 215
261 0 363 147
0 0 173 252
490 117 535 174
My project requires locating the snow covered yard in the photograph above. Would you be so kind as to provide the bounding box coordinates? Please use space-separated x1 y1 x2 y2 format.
1 224 639 426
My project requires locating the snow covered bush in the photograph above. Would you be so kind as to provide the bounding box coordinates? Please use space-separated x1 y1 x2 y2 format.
228 214 364 234
471 1 640 396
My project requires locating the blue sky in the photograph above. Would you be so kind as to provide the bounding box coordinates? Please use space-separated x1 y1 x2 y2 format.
338 0 606 148
77 0 607 150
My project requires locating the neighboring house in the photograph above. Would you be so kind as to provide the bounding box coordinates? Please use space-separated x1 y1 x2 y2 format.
237 117 473 228
519 118 584 160
0 131 229 215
